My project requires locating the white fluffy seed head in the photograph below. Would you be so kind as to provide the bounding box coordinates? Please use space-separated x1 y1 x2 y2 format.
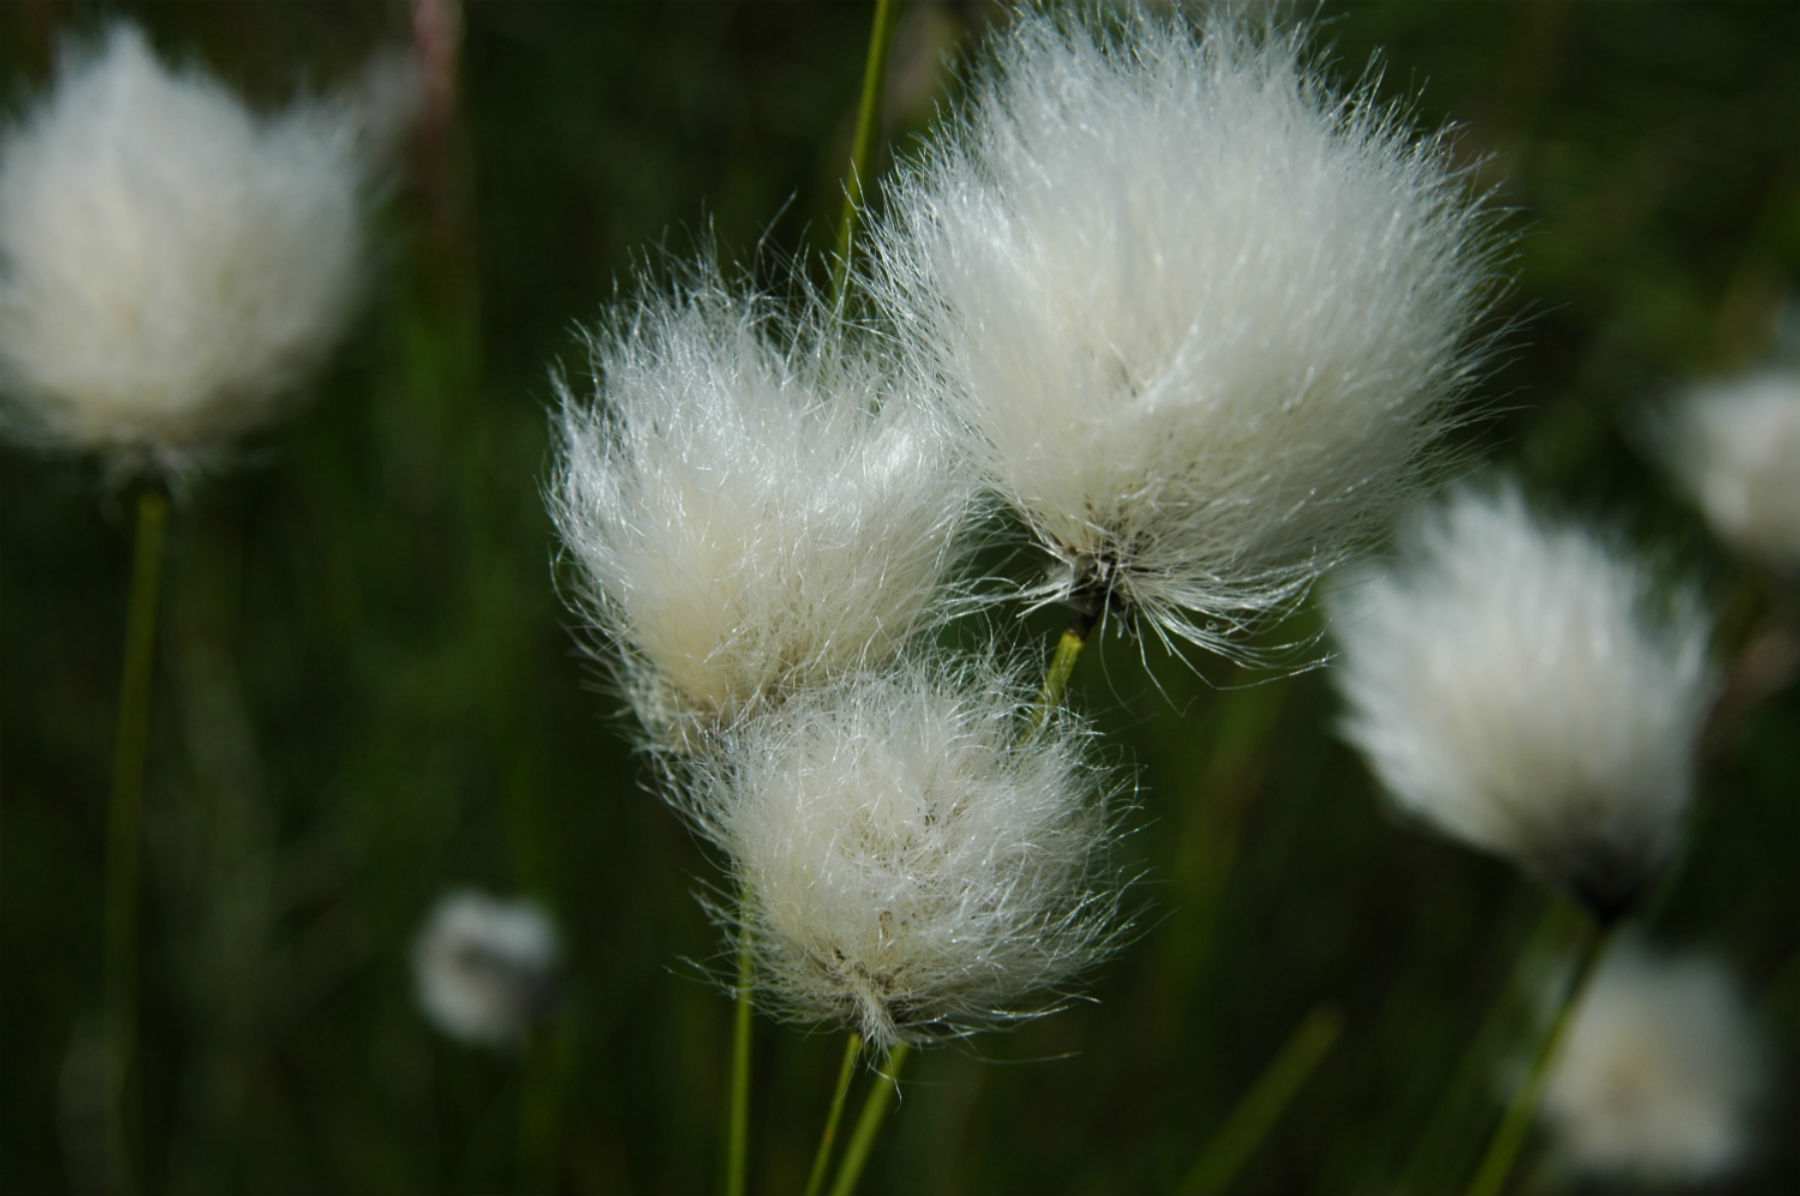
1538 937 1768 1184
870 7 1502 657
1652 367 1800 571
688 655 1129 1051
549 259 974 739
0 23 392 478
413 890 559 1049
1327 484 1714 918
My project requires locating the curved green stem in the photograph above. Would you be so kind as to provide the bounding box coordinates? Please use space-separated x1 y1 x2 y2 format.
725 931 754 1196
804 1034 864 1196
104 484 170 1196
1177 1003 1344 1194
1466 922 1610 1196
830 0 901 304
828 1044 909 1196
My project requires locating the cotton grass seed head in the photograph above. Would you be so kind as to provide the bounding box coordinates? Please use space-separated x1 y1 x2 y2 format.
689 655 1130 1051
414 890 559 1049
1651 367 1800 571
0 23 389 478
1539 937 1768 1185
870 7 1503 657
1328 484 1714 920
549 259 973 738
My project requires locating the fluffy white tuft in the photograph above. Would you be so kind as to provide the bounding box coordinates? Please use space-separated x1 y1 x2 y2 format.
413 890 559 1049
0 23 390 477
1538 937 1768 1184
1652 367 1800 570
869 7 1502 657
549 259 974 737
1327 484 1714 917
688 655 1129 1051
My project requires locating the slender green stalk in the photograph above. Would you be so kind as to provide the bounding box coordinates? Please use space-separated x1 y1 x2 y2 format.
830 0 901 304
828 1044 909 1196
725 931 754 1196
104 484 170 1196
804 1034 865 1196
1466 923 1610 1196
1028 608 1097 736
1176 1003 1344 1195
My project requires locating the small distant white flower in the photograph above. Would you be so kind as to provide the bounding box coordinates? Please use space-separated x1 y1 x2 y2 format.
870 8 1501 656
1328 484 1714 918
0 23 393 477
414 891 559 1049
689 655 1129 1050
549 260 972 736
1538 937 1767 1184
1653 367 1800 570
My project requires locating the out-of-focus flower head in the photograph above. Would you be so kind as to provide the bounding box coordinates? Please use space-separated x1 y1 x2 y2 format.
1538 936 1768 1184
1651 366 1800 572
1328 483 1714 920
414 890 559 1049
0 22 406 479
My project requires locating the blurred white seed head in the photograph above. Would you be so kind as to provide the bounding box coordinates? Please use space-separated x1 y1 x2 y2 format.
1328 484 1714 918
1651 367 1800 571
870 7 1502 656
549 259 973 738
1538 937 1768 1184
414 890 559 1049
0 22 401 478
689 655 1129 1051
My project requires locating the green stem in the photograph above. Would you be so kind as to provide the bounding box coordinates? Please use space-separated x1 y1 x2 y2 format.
1027 609 1096 737
804 1034 865 1196
830 0 902 304
725 931 754 1196
104 484 170 1196
828 1044 909 1196
1466 922 1609 1196
1176 1003 1344 1195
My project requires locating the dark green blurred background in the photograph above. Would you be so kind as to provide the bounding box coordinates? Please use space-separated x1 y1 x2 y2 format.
2 2 1796 1193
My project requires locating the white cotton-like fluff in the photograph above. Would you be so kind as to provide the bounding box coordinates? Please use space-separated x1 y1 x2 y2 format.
1539 938 1767 1184
1328 485 1714 918
691 656 1128 1051
1653 368 1800 570
0 23 385 476
413 891 559 1048
549 263 973 735
870 9 1500 656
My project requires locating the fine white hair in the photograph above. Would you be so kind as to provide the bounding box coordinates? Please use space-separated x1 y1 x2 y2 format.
549 257 974 738
1328 483 1714 917
686 655 1131 1051
1539 937 1768 1184
1651 367 1800 571
413 890 560 1049
869 6 1503 658
0 23 394 478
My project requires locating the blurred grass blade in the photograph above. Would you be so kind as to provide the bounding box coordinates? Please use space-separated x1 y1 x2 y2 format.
1178 1003 1344 1195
